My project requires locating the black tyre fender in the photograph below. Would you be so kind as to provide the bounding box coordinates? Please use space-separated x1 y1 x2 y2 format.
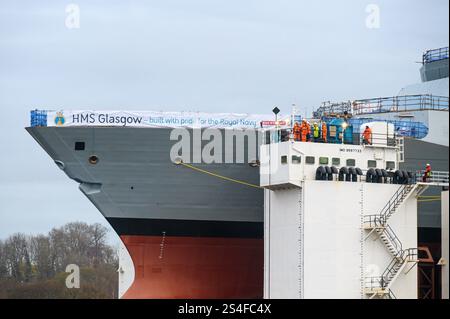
316 166 326 180
394 170 403 179
366 168 376 183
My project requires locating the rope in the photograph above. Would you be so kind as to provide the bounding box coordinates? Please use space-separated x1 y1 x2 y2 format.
178 162 262 189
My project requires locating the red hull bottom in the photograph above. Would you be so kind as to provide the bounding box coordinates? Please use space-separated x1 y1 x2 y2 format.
121 235 264 299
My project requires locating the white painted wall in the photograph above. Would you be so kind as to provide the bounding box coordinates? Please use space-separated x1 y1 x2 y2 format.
442 190 449 299
264 188 302 298
264 181 418 299
303 181 362 298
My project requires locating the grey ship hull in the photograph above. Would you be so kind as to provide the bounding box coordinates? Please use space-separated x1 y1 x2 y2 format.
26 126 264 234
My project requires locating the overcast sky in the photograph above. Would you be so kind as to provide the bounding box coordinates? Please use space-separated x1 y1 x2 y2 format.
0 0 448 242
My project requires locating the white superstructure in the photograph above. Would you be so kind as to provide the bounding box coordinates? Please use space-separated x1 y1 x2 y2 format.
260 125 448 299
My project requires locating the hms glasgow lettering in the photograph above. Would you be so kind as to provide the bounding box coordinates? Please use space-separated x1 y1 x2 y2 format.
73 113 143 126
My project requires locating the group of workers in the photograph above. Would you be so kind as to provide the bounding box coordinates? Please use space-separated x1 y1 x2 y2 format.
292 120 372 145
290 120 433 183
290 119 433 183
293 119 327 143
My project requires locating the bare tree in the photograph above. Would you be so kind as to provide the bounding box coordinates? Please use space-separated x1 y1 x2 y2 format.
4 233 28 282
0 222 119 298
89 223 108 267
0 240 8 279
30 235 53 279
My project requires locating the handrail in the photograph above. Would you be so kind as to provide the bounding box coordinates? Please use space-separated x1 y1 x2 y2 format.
363 215 402 254
314 94 449 118
379 184 413 222
423 47 449 64
365 276 384 289
365 276 398 299
360 132 397 147
382 224 403 254
265 127 399 147
364 247 418 294
364 214 386 228
381 248 417 288
415 170 449 184
380 259 396 288
387 289 397 299
353 95 448 115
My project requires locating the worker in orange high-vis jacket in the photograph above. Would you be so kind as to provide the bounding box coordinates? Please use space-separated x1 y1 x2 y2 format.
321 122 327 143
293 122 301 141
300 120 308 142
306 121 312 141
362 125 372 145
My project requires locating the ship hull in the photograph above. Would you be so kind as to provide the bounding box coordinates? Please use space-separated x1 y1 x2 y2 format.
112 217 264 298
121 234 263 299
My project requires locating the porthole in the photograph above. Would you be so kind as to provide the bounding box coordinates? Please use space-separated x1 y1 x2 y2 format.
89 155 99 165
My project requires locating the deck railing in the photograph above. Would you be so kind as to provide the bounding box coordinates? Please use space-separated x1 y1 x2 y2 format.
423 47 449 64
352 95 449 115
415 170 449 184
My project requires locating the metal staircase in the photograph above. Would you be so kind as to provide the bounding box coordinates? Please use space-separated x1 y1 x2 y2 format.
376 224 402 257
380 248 418 290
363 183 421 299
378 184 415 222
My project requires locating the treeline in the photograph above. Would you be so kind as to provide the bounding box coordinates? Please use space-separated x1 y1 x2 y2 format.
0 222 119 298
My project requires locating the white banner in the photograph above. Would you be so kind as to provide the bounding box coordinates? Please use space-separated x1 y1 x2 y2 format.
46 110 280 129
